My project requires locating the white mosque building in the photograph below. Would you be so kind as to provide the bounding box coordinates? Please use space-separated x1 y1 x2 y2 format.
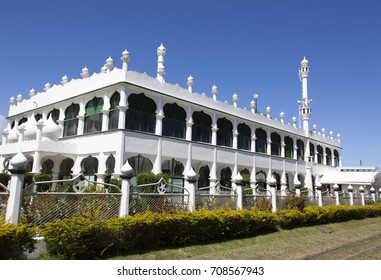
0 44 379 194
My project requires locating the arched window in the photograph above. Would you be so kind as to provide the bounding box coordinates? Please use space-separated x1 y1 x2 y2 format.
105 155 116 174
271 132 281 156
63 103 80 137
161 158 184 178
285 136 294 159
35 113 43 122
41 159 54 174
18 117 27 126
192 111 212 143
126 93 156 133
162 103 186 138
240 168 250 186
47 109 60 124
334 150 340 167
108 92 120 130
310 143 315 162
272 172 281 191
297 139 305 161
81 156 99 181
326 148 332 166
238 123 251 150
84 97 103 134
217 117 233 147
255 128 267 153
220 167 232 189
317 145 324 164
256 171 267 189
198 165 210 190
127 154 153 176
59 158 74 179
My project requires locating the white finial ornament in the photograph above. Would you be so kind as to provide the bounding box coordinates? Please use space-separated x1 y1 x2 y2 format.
233 93 238 108
29 89 36 98
187 75 194 93
292 116 297 127
266 106 271 118
17 93 23 103
44 82 51 91
280 112 285 123
81 67 89 79
250 100 256 114
121 49 130 72
10 97 15 105
106 57 114 72
212 85 218 101
61 75 69 85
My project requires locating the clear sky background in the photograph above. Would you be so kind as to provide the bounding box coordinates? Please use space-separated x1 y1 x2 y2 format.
0 0 380 167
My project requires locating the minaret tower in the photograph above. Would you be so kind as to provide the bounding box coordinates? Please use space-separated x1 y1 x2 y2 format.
156 43 166 83
299 57 311 137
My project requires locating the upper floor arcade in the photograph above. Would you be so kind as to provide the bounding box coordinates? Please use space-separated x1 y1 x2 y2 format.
2 83 342 168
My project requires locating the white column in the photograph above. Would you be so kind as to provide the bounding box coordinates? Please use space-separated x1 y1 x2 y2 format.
102 110 109 131
186 168 197 212
359 186 365 206
5 151 28 225
348 185 354 206
119 161 133 217
153 139 162 174
186 118 193 141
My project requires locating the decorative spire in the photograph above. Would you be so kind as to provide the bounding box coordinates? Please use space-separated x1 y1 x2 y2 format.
187 75 194 93
17 93 23 103
212 85 218 101
61 75 69 85
156 43 166 83
280 112 285 123
250 100 256 114
29 89 36 98
232 93 238 108
121 49 130 72
106 57 114 72
81 67 89 79
44 82 51 91
266 106 271 118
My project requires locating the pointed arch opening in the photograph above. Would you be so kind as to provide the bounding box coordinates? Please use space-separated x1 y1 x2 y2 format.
126 93 156 133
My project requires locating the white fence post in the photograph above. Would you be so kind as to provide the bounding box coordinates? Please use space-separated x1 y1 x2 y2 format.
5 151 28 225
119 161 133 217
333 183 340 206
359 186 365 206
234 173 243 211
348 185 354 206
370 187 376 203
186 168 197 212
269 175 277 213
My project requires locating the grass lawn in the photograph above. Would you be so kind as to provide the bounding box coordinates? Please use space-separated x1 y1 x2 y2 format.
110 217 381 260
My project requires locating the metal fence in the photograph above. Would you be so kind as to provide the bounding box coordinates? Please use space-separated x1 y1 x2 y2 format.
196 183 237 210
0 183 9 222
130 178 189 214
21 174 121 227
243 186 272 210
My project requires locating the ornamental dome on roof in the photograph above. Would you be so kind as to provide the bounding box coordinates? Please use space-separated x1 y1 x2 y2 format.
23 115 38 141
42 116 61 141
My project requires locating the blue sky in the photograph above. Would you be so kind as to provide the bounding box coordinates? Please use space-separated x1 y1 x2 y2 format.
0 0 380 167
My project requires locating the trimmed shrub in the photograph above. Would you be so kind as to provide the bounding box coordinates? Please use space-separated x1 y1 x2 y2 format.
136 173 170 185
41 209 278 259
0 222 36 259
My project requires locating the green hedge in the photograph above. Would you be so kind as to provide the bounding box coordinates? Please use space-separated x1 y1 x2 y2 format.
41 209 278 259
36 203 381 259
0 222 36 259
277 205 381 229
